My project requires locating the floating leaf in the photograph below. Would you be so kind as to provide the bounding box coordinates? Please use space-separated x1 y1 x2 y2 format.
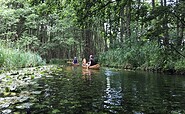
52 109 60 114
15 103 33 109
2 109 12 113
0 103 10 108
10 92 16 96
10 85 17 91
13 112 21 114
31 91 42 95
16 105 23 109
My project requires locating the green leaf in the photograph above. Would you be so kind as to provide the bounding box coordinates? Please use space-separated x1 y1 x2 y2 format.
52 109 60 114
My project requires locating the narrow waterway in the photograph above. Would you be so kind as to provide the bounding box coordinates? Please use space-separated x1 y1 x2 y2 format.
1 65 185 114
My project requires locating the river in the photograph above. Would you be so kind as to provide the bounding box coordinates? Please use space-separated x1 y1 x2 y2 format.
0 65 185 114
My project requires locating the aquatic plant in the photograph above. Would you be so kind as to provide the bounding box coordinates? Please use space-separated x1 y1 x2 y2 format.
0 40 45 71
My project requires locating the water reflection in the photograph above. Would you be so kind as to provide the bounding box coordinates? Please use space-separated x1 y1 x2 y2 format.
2 66 185 114
102 69 185 113
82 69 92 76
82 69 92 81
104 69 123 113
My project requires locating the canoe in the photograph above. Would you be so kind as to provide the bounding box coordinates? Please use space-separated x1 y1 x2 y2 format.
72 63 80 66
82 64 100 70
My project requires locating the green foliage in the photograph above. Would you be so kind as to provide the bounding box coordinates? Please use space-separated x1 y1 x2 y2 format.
0 0 79 60
49 58 65 64
100 39 148 68
25 13 39 29
175 59 185 71
0 49 5 67
0 0 184 74
16 34 40 50
0 40 45 70
99 41 170 70
140 42 163 68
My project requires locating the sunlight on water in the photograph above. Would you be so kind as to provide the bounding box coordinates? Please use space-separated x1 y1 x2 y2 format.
103 69 123 113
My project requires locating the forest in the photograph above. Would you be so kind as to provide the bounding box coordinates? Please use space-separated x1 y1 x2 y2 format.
0 0 185 74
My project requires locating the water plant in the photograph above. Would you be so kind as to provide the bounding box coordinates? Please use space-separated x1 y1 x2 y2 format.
0 40 45 71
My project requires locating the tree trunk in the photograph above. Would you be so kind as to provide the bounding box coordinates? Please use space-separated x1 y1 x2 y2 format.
120 5 125 43
152 0 155 8
163 0 169 47
84 24 91 59
136 0 141 42
104 20 108 51
125 0 131 39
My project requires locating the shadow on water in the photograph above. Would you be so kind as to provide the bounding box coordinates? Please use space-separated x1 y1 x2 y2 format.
1 65 185 114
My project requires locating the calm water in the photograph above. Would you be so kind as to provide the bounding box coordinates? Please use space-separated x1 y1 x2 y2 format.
1 66 185 114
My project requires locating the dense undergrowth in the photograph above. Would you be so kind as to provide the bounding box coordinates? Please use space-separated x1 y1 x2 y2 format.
0 40 45 72
99 41 185 75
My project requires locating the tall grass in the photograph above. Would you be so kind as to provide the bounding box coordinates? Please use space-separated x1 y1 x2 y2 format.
0 40 45 70
99 41 185 73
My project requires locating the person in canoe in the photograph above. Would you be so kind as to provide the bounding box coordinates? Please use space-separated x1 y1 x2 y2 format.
88 55 97 66
82 58 87 66
82 55 100 69
72 57 79 66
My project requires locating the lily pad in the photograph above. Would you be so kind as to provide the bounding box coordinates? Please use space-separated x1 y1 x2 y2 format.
2 109 12 114
15 103 33 109
52 109 61 113
31 91 42 95
0 103 10 108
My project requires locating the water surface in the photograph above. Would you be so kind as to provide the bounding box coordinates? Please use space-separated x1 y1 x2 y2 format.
1 66 185 114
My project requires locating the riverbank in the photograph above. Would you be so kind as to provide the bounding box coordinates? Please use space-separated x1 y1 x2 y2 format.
103 64 185 75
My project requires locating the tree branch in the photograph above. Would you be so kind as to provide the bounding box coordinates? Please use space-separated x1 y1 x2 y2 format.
171 11 185 27
170 44 185 58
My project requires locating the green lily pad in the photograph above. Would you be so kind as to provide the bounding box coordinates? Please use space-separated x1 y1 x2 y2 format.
10 92 16 96
31 91 42 95
15 103 33 109
3 92 10 96
52 109 60 113
2 109 12 114
0 103 10 108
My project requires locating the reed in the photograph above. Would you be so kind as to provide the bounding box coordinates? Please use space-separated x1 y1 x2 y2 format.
0 40 45 70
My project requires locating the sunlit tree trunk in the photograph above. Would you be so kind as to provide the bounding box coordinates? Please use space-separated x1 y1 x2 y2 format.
108 13 113 49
